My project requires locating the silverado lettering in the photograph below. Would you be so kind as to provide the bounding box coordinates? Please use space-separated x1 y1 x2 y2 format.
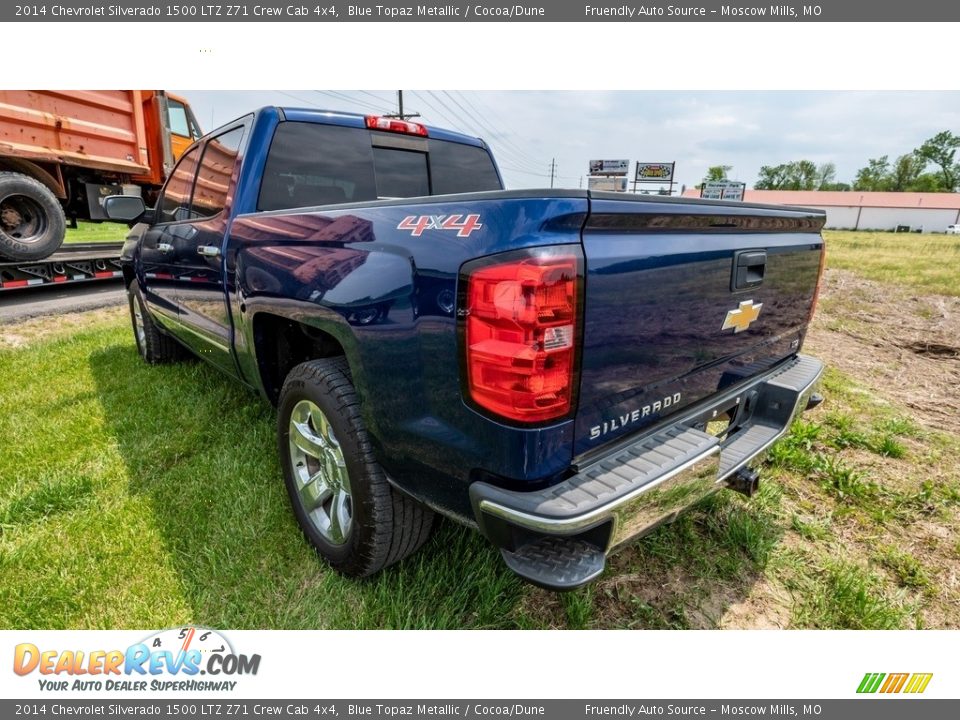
589 393 683 440
111 105 826 591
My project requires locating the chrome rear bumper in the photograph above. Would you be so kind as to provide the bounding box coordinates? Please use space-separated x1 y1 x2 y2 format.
470 354 824 590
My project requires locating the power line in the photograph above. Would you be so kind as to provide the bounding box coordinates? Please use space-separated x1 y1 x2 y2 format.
452 91 547 168
384 90 420 121
499 164 551 177
422 91 547 175
436 91 540 166
409 90 464 131
313 90 392 113
444 91 553 176
276 91 326 108
357 90 394 106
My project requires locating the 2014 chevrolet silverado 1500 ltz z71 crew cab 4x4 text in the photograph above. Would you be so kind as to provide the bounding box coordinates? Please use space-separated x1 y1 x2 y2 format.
105 107 826 590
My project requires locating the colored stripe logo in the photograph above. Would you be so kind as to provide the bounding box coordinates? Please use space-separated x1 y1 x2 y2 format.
857 672 933 694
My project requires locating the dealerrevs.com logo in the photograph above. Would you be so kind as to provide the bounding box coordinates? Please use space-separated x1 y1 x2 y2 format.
13 627 261 693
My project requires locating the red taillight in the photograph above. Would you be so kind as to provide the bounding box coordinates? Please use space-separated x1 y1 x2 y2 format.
364 115 429 137
808 242 827 322
464 252 580 424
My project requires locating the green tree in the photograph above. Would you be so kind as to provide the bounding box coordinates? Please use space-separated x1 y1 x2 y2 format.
908 173 946 192
853 156 890 191
915 131 960 191
820 181 852 192
754 160 830 190
889 153 925 191
696 165 732 189
755 164 790 190
705 165 731 181
791 160 819 190
816 162 837 190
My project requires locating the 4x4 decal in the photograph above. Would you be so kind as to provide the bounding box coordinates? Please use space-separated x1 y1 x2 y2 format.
397 214 483 237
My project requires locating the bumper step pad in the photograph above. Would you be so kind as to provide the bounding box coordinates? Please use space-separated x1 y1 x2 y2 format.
500 536 606 591
471 354 825 592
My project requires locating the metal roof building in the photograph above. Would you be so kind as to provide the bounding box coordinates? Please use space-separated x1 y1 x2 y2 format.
681 190 960 232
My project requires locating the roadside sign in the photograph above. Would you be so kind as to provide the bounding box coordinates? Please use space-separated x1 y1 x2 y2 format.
588 176 628 192
589 159 629 176
635 162 675 182
701 180 746 201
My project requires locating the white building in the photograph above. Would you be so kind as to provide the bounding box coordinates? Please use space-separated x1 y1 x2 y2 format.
682 190 960 232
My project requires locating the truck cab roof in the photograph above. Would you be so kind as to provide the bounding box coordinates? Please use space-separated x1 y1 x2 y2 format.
264 106 487 148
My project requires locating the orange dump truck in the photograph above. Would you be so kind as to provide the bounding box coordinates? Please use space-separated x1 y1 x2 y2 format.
0 90 201 262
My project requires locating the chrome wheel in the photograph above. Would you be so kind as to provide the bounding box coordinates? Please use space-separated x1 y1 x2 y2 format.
132 295 147 355
288 399 352 545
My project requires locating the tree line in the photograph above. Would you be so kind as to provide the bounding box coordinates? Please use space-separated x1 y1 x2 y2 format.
702 130 960 192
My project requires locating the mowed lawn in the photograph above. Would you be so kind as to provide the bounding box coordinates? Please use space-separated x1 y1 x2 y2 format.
822 230 960 296
1 231 958 629
63 221 128 244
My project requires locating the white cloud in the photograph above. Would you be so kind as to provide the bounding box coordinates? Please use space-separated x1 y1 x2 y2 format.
178 90 960 192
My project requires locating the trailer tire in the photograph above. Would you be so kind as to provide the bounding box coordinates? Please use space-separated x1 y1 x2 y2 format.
127 280 188 364
278 357 435 578
0 172 66 261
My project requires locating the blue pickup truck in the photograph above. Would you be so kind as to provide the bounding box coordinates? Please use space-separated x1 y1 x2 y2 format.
107 107 826 590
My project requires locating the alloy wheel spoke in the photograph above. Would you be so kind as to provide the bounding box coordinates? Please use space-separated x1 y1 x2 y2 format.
291 417 325 458
299 470 333 512
328 490 351 544
287 399 352 546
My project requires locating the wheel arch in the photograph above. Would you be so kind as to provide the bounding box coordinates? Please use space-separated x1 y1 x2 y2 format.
251 311 352 405
0 159 67 199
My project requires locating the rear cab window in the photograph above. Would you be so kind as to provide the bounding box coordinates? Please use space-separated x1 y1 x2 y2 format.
257 120 502 212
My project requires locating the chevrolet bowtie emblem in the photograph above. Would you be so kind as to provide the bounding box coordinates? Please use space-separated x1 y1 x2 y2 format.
722 299 763 333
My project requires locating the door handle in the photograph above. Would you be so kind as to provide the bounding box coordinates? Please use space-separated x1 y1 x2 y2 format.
197 245 221 258
157 243 174 253
731 250 766 291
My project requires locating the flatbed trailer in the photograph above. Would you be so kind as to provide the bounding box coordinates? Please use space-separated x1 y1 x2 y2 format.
0 242 123 291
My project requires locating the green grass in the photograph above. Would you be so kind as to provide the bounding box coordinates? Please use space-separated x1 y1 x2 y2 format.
874 546 931 590
823 230 960 296
63 221 127 244
874 436 907 459
0 318 526 629
1 311 957 629
788 558 915 629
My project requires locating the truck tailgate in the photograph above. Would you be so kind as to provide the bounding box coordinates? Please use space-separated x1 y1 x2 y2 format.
575 194 825 457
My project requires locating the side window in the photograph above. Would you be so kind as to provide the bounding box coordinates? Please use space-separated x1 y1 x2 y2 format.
167 99 190 137
190 126 245 218
158 145 200 223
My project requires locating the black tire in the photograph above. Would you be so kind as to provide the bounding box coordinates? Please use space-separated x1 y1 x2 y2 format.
127 280 188 364
0 172 66 261
278 357 434 577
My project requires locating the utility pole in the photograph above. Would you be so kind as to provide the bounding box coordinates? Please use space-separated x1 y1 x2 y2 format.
385 90 420 121
549 158 556 188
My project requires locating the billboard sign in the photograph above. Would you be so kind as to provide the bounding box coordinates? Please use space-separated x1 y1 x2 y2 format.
701 180 746 201
588 176 629 192
635 162 675 182
589 159 629 176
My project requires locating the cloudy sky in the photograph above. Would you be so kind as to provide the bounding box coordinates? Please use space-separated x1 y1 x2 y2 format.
177 90 960 192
